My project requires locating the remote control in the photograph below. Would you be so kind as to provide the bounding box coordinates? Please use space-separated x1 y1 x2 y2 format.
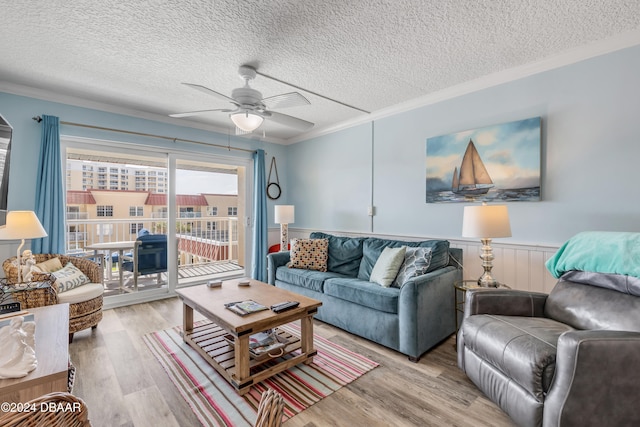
271 301 300 313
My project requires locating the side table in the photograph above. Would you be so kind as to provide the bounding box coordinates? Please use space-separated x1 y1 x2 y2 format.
0 280 56 309
0 304 70 403
454 280 511 332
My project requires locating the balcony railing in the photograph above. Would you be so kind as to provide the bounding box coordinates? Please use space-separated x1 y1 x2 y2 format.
66 216 239 264
150 212 211 219
66 212 89 220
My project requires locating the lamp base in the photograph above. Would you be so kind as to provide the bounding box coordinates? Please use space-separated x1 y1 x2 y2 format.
477 238 499 287
279 223 288 252
477 272 499 288
16 238 26 284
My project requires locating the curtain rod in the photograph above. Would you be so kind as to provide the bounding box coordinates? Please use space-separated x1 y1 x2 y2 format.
31 116 258 154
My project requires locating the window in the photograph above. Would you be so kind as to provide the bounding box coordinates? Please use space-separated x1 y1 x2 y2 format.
130 223 144 234
129 206 144 217
228 207 238 216
97 205 113 217
208 207 218 216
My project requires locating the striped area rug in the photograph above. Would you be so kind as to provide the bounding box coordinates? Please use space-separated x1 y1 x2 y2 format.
143 322 379 427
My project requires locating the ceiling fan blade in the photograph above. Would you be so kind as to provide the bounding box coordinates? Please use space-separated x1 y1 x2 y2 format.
262 92 310 109
181 83 237 104
265 111 314 131
169 108 234 118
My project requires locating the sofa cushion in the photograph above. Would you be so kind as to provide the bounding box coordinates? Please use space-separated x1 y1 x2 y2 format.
393 247 433 288
56 282 103 305
310 232 366 277
358 238 450 281
462 314 575 399
290 238 329 272
275 267 347 293
324 278 399 314
370 246 406 287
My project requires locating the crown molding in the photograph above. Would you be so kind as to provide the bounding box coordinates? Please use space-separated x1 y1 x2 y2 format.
286 29 640 145
0 81 287 145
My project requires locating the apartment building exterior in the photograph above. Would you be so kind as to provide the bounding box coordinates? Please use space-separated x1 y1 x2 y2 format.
65 160 240 264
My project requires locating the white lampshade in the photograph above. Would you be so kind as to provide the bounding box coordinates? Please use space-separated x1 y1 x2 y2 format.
462 204 511 238
274 205 295 224
230 111 264 132
0 211 47 240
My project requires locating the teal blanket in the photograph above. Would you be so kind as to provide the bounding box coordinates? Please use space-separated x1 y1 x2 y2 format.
546 231 640 279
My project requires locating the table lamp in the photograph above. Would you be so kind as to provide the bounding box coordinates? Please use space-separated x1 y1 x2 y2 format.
0 210 48 283
462 202 511 287
274 205 294 252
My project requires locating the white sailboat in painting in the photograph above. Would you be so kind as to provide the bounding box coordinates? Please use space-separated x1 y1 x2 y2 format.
451 139 494 196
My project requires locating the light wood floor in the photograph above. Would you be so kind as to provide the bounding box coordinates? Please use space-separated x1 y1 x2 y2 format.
69 297 516 427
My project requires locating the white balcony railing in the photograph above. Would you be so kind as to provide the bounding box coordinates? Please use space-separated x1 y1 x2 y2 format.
65 216 239 264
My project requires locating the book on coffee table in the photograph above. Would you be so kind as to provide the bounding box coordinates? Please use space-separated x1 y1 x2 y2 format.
224 300 268 316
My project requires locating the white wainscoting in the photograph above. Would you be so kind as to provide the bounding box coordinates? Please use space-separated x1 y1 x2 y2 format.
449 240 559 294
278 228 560 294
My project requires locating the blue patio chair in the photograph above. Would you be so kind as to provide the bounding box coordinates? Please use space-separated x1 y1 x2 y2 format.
121 233 167 291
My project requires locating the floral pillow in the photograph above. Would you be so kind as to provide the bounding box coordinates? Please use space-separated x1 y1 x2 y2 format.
392 247 433 288
289 238 329 272
51 262 90 293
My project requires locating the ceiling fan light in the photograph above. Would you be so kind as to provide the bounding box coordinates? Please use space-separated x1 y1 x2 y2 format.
230 111 263 132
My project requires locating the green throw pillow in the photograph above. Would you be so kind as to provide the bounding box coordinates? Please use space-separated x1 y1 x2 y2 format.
369 246 406 287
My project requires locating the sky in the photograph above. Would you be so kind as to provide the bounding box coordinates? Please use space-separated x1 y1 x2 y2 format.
176 170 237 195
426 117 541 190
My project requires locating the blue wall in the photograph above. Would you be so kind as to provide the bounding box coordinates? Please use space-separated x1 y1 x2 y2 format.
288 45 640 246
2 44 640 249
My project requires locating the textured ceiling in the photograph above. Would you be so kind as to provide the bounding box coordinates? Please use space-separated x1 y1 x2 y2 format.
1 0 640 143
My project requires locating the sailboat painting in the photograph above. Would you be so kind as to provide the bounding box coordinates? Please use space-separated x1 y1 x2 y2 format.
426 117 540 203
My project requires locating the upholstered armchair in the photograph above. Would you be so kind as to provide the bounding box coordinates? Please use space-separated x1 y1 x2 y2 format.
3 254 104 342
457 232 640 427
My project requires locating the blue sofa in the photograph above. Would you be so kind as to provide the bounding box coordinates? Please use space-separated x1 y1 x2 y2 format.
267 232 463 361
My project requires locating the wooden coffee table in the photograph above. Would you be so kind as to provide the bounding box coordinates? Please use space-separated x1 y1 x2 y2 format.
176 279 322 395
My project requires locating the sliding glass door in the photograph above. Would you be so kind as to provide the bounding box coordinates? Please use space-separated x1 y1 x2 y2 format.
65 146 170 300
174 157 246 287
64 138 252 307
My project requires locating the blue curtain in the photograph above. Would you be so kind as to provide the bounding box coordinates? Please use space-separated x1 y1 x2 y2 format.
251 149 268 281
32 115 65 254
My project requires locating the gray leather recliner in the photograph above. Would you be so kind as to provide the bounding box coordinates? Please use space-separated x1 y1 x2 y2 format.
457 271 640 427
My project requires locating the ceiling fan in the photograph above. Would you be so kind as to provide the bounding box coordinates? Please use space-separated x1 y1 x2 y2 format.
170 65 314 133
